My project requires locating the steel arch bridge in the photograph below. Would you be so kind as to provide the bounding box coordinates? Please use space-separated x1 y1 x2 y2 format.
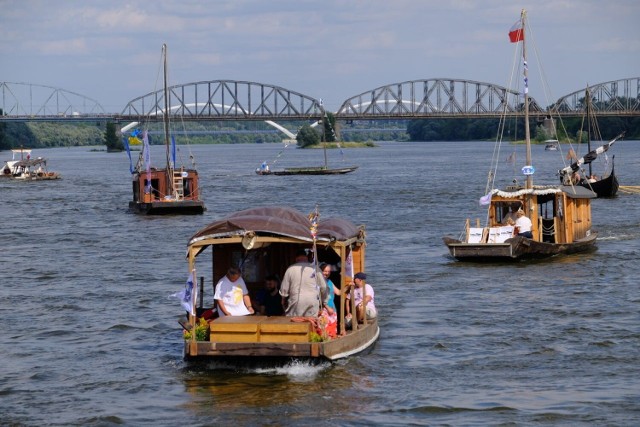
1 77 639 122
0 82 106 117
336 77 640 119
552 78 640 116
120 80 323 122
336 78 543 119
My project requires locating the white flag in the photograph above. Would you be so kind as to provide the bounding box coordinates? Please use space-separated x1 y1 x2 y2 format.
170 270 197 316
344 249 354 279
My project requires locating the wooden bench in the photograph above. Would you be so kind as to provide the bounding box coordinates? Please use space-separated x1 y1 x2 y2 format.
209 316 312 343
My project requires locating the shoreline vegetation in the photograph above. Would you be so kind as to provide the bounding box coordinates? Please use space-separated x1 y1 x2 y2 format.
1 116 638 151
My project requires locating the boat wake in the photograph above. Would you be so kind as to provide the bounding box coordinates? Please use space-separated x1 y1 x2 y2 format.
254 360 331 380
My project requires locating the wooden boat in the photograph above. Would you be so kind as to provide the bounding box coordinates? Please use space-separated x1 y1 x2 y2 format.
127 44 205 215
256 165 359 175
443 10 598 262
256 109 358 176
558 88 623 198
180 205 378 362
2 149 61 180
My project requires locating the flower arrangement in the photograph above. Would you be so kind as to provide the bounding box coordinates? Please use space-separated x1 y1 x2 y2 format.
183 318 209 341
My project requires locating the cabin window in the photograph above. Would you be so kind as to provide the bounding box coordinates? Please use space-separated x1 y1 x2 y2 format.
495 202 521 224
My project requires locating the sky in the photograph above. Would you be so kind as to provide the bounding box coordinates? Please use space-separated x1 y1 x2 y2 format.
1 0 639 114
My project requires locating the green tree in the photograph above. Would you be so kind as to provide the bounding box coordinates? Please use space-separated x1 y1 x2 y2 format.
296 123 321 148
104 122 124 151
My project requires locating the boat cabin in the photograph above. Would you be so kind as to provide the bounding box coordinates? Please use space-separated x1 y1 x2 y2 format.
466 185 595 245
181 206 378 361
130 167 204 214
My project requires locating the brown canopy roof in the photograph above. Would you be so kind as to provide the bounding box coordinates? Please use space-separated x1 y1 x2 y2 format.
188 206 362 245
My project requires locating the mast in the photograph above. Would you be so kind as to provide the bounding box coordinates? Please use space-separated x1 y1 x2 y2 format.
162 43 174 194
321 107 328 169
585 86 593 177
521 9 532 190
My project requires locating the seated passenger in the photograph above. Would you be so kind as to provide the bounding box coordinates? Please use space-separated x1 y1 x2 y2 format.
255 275 284 316
515 208 533 239
214 266 255 317
346 272 377 325
501 203 520 225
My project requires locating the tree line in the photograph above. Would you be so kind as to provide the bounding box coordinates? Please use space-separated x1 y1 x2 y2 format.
1 110 639 151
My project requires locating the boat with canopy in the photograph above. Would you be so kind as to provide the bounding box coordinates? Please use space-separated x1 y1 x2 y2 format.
177 205 378 362
443 10 598 262
2 148 61 180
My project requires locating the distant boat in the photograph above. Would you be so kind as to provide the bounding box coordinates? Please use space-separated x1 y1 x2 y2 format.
127 44 205 215
257 165 359 176
443 10 598 262
544 139 558 151
256 109 358 176
2 148 61 180
558 87 622 198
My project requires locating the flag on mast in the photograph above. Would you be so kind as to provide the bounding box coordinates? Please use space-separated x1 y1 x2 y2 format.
509 20 524 43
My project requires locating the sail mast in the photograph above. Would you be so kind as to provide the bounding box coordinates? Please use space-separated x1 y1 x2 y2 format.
162 43 174 194
320 105 328 169
586 86 593 177
521 9 532 190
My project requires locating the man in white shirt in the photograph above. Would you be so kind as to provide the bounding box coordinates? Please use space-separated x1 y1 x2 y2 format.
214 266 255 317
515 208 533 239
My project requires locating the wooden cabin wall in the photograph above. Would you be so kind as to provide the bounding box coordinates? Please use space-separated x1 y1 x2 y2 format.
351 244 365 275
571 199 592 240
563 195 575 243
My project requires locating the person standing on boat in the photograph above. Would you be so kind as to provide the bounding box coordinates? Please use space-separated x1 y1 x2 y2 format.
346 272 377 324
280 250 329 317
515 208 533 239
214 266 255 317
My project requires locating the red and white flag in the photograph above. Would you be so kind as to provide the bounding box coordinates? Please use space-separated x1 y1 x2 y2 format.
509 20 524 43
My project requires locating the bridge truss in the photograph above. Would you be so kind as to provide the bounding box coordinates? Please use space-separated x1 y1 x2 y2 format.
0 82 105 118
336 78 544 119
1 78 638 122
120 80 323 122
552 78 640 116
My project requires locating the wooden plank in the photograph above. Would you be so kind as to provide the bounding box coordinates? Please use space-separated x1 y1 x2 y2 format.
209 322 258 333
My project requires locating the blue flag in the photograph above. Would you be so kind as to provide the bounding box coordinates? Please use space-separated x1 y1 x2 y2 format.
171 135 176 168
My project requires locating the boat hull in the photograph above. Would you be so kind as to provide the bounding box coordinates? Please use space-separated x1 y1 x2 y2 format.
184 317 379 362
129 200 205 215
580 172 619 198
257 166 358 176
442 233 597 262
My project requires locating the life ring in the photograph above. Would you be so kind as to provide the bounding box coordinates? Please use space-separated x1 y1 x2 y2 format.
48 172 55 177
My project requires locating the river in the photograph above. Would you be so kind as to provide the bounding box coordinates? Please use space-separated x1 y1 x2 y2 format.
1 140 638 426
